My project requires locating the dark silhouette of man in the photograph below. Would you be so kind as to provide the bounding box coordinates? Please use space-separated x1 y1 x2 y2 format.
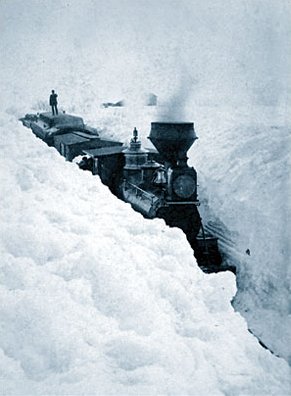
49 90 58 115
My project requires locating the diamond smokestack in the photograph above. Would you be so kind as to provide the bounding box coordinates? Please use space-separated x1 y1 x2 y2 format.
148 122 198 166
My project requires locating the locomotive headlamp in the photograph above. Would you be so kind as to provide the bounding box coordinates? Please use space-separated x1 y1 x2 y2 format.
173 175 196 199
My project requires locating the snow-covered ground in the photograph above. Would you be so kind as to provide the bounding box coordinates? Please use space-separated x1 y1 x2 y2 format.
1 111 291 395
1 0 291 394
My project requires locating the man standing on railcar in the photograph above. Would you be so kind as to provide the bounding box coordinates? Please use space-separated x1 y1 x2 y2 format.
49 90 58 115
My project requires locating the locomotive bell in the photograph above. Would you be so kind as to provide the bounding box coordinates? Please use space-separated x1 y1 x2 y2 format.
141 159 161 188
148 122 198 166
153 167 167 185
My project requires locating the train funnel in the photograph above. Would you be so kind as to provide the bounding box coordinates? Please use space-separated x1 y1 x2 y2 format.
148 122 198 166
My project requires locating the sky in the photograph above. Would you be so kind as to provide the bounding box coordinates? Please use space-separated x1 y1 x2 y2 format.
1 0 290 105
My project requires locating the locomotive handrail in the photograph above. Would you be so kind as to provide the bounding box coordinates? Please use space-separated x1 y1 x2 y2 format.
124 181 156 204
165 201 200 206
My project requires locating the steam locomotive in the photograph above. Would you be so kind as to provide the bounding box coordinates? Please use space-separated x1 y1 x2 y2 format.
20 111 223 272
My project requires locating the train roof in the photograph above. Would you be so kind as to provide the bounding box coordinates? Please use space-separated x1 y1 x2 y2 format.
54 132 100 146
39 112 85 128
84 146 125 157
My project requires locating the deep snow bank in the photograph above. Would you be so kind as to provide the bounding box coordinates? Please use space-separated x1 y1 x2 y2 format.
189 105 291 364
0 112 291 395
0 111 290 394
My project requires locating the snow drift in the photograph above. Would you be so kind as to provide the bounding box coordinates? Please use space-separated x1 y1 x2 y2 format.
190 105 291 364
0 113 290 395
1 0 291 393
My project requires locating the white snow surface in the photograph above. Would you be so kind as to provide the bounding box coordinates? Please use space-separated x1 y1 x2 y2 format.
1 110 290 395
1 0 291 394
191 106 291 366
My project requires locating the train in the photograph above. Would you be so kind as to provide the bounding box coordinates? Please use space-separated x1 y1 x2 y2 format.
20 111 225 273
